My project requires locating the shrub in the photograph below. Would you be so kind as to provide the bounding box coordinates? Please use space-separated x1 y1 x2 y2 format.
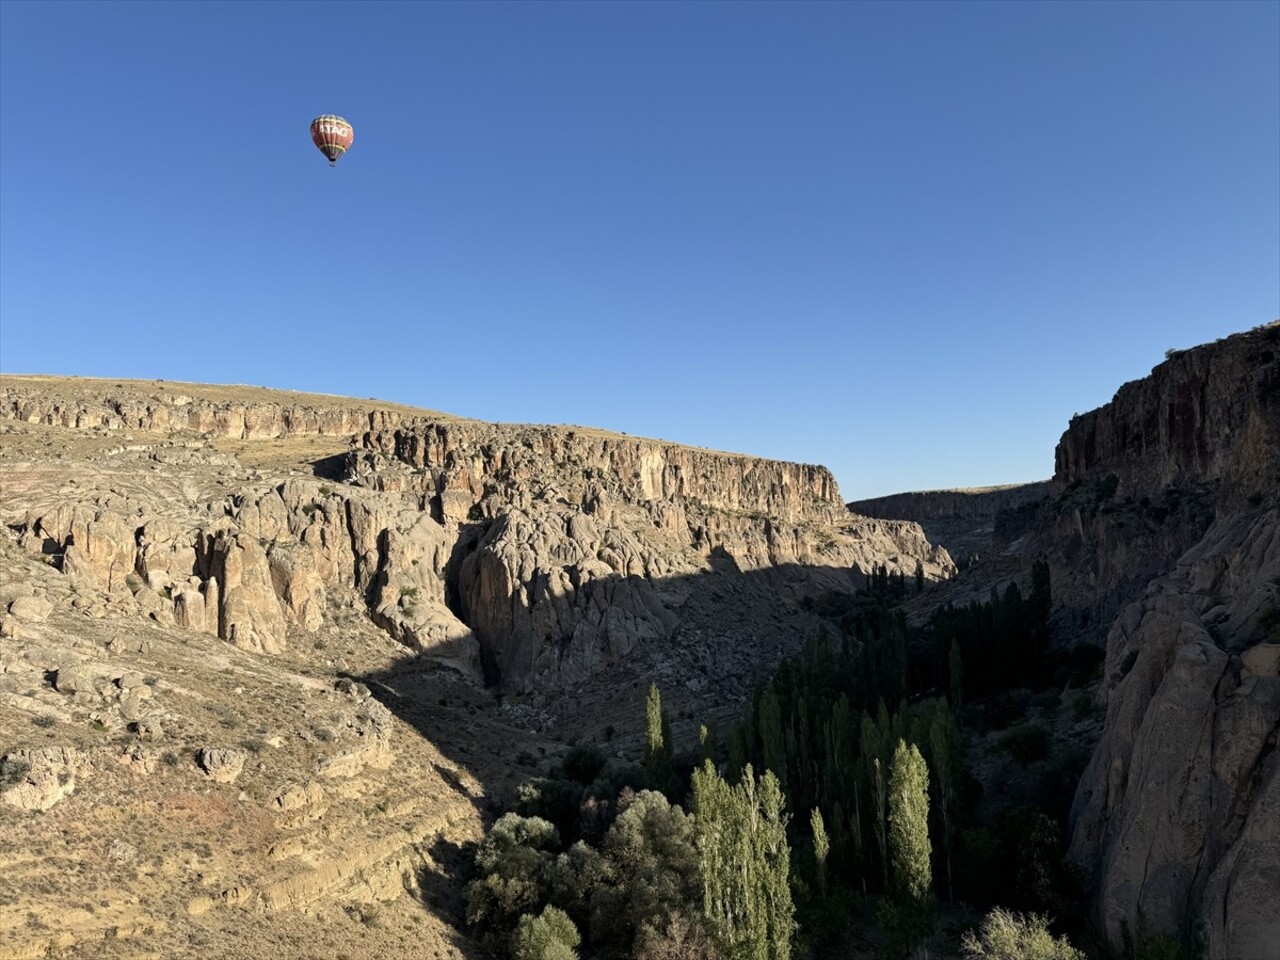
513 906 580 960
1134 932 1194 960
998 724 1050 766
465 814 560 932
634 912 723 960
0 757 32 792
960 908 1085 959
561 744 607 786
1071 693 1098 721
516 778 585 845
997 807 1077 918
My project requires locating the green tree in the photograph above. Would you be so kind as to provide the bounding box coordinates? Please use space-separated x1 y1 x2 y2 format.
959 908 1084 960
929 704 957 904
700 724 719 767
949 640 965 713
859 714 888 889
466 814 560 932
810 808 830 897
596 790 702 942
692 762 795 960
546 841 608 932
759 688 788 793
513 906 582 960
880 740 932 951
914 559 925 594
644 683 676 796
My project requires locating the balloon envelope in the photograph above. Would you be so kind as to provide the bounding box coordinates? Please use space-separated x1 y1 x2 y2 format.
310 115 354 166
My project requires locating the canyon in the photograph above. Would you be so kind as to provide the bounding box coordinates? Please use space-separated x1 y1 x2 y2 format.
0 321 1276 959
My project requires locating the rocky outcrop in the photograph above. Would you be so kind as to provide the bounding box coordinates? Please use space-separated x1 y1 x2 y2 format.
350 419 955 690
197 746 248 783
1 746 88 811
3 377 953 695
1 377 422 440
355 420 845 525
207 533 289 654
848 482 1052 562
1064 323 1280 959
1055 322 1279 505
973 325 1280 646
1069 507 1279 959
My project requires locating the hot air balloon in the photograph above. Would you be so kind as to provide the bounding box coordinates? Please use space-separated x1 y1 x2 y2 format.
310 115 354 167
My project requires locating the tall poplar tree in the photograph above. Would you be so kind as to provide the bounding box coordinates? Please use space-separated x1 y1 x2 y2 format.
929 705 957 904
644 683 676 796
759 688 788 793
691 762 795 960
882 739 932 950
811 808 830 897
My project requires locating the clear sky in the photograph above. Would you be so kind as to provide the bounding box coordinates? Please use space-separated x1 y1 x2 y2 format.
1 2 1276 500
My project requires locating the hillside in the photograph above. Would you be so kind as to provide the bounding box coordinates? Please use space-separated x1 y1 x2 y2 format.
849 323 1279 958
2 323 1276 960
0 375 951 959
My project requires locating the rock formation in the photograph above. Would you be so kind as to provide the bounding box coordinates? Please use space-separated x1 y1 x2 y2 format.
3 379 954 694
349 418 953 690
0 374 954 957
848 482 1052 563
1065 322 1280 959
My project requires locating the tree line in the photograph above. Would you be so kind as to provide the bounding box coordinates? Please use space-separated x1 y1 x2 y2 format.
463 563 1092 959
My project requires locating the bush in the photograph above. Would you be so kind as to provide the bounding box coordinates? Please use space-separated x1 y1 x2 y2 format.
1071 693 1098 721
1133 932 1194 960
0 757 32 792
465 814 560 933
997 807 1078 919
998 724 1050 766
961 908 1085 959
635 912 723 960
983 689 1036 731
561 745 607 786
513 906 580 960
517 778 585 845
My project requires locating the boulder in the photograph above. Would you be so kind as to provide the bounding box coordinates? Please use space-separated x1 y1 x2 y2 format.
7 594 52 623
1 747 86 811
197 747 247 783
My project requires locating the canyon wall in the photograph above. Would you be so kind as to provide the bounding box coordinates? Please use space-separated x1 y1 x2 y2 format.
1064 323 1280 959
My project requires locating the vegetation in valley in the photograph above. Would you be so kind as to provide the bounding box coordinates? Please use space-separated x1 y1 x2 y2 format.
464 564 1110 959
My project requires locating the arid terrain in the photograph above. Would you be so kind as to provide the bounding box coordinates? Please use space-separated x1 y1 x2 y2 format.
0 375 949 959
2 321 1277 960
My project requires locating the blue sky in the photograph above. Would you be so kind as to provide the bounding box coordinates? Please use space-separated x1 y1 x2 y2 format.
1 2 1276 500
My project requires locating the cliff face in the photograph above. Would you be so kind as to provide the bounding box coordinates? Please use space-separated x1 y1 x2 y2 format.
2 376 428 440
0 376 955 955
847 483 1052 562
0 376 953 698
349 420 953 690
1055 323 1280 505
1063 323 1280 959
359 420 843 525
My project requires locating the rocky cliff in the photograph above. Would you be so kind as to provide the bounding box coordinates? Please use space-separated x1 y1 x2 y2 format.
1064 323 1280 959
347 418 952 691
2 375 435 440
0 374 954 956
847 482 1052 563
1 378 953 696
1055 324 1280 506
